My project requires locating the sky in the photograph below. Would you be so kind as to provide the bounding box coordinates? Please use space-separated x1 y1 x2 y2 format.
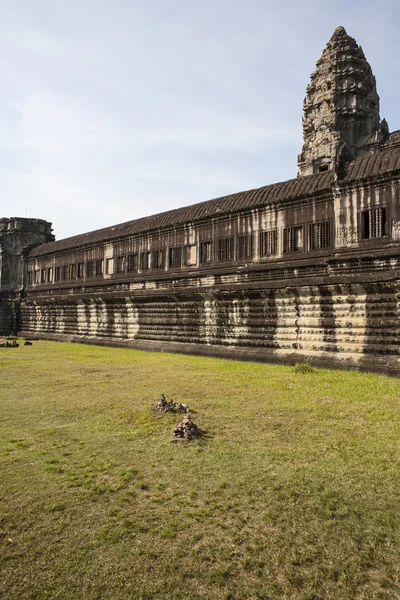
0 0 399 240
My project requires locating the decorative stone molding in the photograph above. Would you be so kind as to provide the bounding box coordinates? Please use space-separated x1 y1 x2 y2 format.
336 225 358 247
392 221 400 241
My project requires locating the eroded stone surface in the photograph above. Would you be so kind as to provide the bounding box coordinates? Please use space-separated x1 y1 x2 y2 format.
298 26 387 177
0 218 54 335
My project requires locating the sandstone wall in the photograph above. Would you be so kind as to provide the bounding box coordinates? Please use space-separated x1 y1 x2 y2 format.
16 149 400 372
19 267 400 374
0 218 54 335
0 293 18 336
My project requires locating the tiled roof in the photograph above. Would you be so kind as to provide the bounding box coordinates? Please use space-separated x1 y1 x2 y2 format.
29 144 400 258
345 142 400 180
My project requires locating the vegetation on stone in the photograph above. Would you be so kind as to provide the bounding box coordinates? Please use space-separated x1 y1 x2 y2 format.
0 341 399 599
293 362 316 374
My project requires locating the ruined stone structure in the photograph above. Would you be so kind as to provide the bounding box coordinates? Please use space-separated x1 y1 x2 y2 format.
0 218 54 335
2 27 400 373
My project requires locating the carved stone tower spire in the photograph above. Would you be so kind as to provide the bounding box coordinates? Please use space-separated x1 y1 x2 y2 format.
297 26 387 177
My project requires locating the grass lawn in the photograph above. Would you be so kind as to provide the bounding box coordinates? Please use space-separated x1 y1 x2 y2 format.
0 341 399 600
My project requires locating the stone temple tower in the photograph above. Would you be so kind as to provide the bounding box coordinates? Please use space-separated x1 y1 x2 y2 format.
0 218 54 334
297 26 388 177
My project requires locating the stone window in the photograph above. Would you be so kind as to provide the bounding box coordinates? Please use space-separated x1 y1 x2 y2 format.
77 263 84 279
309 220 331 250
361 207 387 239
283 226 303 253
105 258 114 275
218 236 234 262
259 230 278 256
116 255 125 274
86 261 94 277
152 249 164 269
200 241 213 264
140 251 150 271
54 267 60 282
95 259 104 276
47 268 53 283
62 265 68 280
41 269 46 283
127 253 138 272
34 270 40 284
69 264 76 279
237 234 254 259
312 158 331 175
168 246 182 268
183 244 196 266
27 271 32 285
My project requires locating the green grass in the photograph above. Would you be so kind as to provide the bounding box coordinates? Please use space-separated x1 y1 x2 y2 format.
0 341 399 599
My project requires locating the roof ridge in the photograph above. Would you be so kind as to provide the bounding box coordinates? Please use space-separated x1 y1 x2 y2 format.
28 146 400 258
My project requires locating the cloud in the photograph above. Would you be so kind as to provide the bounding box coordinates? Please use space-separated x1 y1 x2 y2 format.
0 0 398 240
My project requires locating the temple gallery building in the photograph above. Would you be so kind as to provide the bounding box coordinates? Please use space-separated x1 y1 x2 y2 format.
1 27 400 374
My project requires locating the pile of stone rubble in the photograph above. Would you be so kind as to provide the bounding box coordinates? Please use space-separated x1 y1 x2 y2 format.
154 394 189 414
0 338 19 348
153 394 203 442
0 338 34 348
171 414 201 442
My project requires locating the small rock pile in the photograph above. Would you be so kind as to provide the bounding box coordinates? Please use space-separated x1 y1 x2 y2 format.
171 414 201 442
154 394 189 414
0 338 19 348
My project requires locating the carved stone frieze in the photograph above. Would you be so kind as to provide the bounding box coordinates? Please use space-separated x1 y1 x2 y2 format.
336 225 358 247
392 221 400 241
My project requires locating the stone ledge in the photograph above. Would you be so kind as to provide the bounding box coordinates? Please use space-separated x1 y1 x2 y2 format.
18 331 400 377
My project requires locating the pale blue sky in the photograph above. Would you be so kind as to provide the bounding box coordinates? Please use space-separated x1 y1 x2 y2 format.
1 0 399 239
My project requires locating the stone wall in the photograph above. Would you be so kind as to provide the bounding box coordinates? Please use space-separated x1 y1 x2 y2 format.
0 218 54 335
17 160 400 373
19 251 400 374
0 292 19 336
